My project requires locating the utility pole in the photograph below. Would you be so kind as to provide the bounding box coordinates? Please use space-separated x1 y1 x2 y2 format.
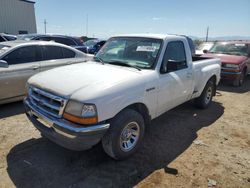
44 19 47 34
206 26 209 42
86 14 88 37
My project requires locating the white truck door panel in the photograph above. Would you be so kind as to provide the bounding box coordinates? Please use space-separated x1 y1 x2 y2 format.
157 68 193 116
156 40 193 116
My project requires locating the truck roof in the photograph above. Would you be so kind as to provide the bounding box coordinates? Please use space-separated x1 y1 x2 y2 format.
113 33 186 40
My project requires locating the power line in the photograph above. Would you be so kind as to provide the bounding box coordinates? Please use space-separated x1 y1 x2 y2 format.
206 26 209 42
44 19 47 34
86 14 88 37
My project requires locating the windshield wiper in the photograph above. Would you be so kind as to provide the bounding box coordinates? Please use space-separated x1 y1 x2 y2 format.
93 56 105 64
107 60 141 71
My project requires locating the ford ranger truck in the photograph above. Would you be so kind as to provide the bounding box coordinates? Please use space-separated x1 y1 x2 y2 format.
202 41 250 86
24 34 221 160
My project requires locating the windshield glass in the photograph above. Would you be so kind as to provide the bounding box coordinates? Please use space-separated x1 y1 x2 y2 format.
17 34 37 41
0 44 10 54
84 40 98 47
197 43 214 50
209 43 248 56
95 37 163 69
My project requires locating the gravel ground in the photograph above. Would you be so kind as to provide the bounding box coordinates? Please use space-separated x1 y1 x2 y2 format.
0 76 249 188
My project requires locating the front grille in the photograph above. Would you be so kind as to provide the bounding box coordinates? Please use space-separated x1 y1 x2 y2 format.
29 87 67 118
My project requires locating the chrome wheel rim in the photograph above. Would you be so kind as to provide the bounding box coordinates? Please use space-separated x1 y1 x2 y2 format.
120 122 140 152
205 86 213 104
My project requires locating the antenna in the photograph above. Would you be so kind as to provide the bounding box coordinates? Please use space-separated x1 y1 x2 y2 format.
44 19 48 34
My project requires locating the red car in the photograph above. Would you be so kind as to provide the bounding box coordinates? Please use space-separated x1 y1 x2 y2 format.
202 41 250 86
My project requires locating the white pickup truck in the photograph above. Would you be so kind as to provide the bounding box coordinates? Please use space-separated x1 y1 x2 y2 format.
24 34 221 160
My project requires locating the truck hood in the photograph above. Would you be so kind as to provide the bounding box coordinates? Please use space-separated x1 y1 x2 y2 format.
201 53 248 64
28 62 148 99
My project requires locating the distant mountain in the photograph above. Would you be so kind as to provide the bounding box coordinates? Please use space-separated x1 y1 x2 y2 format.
189 36 250 41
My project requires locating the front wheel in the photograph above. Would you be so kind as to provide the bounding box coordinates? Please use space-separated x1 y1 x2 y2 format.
102 109 145 160
233 70 245 87
194 79 215 109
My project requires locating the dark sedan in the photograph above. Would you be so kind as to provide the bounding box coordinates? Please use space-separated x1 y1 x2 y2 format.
17 34 86 52
82 39 106 54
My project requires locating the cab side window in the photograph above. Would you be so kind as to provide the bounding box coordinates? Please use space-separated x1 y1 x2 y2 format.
160 41 187 73
3 46 37 65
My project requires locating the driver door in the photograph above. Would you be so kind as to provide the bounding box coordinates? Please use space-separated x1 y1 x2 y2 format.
157 41 193 116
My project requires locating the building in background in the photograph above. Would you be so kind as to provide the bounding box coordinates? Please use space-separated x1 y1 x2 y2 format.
0 0 37 35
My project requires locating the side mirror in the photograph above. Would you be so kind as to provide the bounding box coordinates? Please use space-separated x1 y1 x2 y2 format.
160 60 178 74
167 60 178 72
203 49 208 54
0 60 9 68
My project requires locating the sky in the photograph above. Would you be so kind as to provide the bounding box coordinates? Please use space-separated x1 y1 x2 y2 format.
35 0 250 39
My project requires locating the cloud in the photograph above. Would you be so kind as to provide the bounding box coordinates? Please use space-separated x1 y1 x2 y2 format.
152 17 163 21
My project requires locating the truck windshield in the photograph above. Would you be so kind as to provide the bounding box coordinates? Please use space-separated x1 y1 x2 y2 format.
209 43 248 56
95 37 163 69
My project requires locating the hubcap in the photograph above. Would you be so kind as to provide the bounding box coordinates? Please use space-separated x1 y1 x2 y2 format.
120 122 140 152
205 86 213 104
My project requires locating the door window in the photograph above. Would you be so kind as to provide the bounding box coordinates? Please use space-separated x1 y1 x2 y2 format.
0 36 5 42
3 46 37 65
42 46 64 60
161 41 187 73
62 48 76 58
53 37 76 46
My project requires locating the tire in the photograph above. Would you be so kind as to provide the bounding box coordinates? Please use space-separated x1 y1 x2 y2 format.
233 70 245 87
194 79 215 109
102 109 145 160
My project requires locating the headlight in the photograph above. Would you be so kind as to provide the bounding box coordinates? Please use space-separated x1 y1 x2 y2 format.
224 64 239 69
63 100 98 125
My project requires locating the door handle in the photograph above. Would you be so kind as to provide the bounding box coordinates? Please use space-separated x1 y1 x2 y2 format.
32 66 39 70
66 62 72 65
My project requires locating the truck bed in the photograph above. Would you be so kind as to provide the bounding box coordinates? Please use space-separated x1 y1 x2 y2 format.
191 57 221 99
192 56 213 62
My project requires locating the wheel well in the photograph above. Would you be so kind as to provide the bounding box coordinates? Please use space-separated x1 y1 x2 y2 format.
126 103 151 126
209 75 217 96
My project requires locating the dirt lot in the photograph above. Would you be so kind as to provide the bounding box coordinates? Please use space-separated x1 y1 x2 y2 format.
0 77 250 188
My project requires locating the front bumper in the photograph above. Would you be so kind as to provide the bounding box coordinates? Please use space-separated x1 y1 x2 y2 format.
221 70 242 81
24 98 110 151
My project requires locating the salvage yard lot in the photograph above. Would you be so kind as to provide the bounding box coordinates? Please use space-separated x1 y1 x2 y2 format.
0 77 250 188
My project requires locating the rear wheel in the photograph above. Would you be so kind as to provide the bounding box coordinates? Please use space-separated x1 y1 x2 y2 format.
194 79 215 109
102 109 145 160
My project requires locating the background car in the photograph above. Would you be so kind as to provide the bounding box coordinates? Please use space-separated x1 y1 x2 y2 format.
0 40 92 105
0 33 17 42
202 41 250 86
17 34 86 52
82 39 106 54
196 42 215 56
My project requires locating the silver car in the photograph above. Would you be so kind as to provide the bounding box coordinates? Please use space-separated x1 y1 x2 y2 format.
0 40 92 105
